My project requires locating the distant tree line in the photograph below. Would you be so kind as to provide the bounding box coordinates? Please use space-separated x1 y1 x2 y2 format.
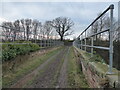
1 17 74 41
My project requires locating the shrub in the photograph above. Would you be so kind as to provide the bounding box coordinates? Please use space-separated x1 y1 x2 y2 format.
2 41 40 62
29 43 40 52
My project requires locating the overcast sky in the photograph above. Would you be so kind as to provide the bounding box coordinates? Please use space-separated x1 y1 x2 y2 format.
0 0 119 39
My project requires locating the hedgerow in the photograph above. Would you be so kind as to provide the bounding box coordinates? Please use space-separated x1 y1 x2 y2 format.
2 41 40 62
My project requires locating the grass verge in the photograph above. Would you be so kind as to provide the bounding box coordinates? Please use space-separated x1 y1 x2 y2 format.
67 47 89 88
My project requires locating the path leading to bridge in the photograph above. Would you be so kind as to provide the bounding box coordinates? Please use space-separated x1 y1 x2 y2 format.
10 46 88 88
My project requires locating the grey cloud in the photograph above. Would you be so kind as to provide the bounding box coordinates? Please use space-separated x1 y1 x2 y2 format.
1 2 118 39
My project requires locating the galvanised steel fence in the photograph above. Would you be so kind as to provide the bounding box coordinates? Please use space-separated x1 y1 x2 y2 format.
73 4 114 74
0 25 64 47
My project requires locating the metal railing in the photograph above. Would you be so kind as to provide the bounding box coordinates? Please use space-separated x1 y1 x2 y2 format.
0 25 64 47
73 4 114 74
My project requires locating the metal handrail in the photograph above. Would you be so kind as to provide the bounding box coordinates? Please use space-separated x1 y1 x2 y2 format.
73 4 114 74
81 29 109 40
80 45 110 50
78 4 114 38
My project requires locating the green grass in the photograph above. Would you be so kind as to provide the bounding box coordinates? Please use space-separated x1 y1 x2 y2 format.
2 46 63 88
67 47 89 88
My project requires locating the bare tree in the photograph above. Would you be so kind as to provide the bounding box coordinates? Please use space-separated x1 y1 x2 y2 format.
1 17 74 42
91 13 118 42
32 20 39 42
40 24 46 40
20 19 26 40
43 21 53 39
91 21 99 40
52 17 74 41
112 21 119 41
91 13 111 40
13 20 20 40
2 22 9 41
37 22 42 40
2 22 14 41
25 19 32 40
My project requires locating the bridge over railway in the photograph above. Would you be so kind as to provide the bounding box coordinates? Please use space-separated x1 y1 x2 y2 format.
1 3 120 89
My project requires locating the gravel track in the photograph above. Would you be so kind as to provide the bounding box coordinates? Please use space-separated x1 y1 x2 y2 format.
29 46 69 88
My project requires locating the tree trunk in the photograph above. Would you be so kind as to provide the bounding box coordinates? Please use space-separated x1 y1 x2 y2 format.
13 31 16 41
26 26 29 40
60 36 63 41
23 26 25 40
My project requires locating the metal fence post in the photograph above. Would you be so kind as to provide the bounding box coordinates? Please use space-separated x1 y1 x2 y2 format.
51 39 52 47
91 25 94 57
56 40 57 46
77 39 79 48
85 31 86 51
108 4 114 74
79 37 80 49
81 36 82 50
40 39 42 47
52 39 54 46
54 39 56 46
40 39 41 47
48 39 49 47
43 39 44 47
91 37 93 57
49 39 50 47
45 39 46 47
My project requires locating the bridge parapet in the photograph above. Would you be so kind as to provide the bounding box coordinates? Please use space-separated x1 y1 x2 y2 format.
73 46 120 88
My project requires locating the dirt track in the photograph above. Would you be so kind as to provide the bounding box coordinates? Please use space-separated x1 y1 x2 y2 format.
11 46 71 88
11 47 63 88
29 46 70 88
56 47 70 88
11 46 88 88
